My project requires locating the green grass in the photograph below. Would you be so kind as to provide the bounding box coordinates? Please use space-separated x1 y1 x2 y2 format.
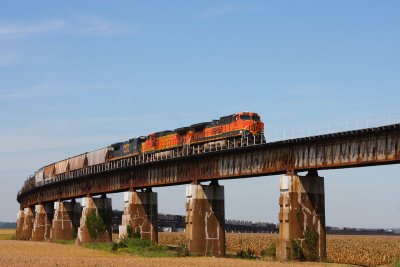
394 260 400 267
55 239 75 245
0 234 14 240
0 234 13 240
84 242 114 252
261 242 276 258
83 237 177 257
236 248 258 259
115 237 176 257
0 229 15 240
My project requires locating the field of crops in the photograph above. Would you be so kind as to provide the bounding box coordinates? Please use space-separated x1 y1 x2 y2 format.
159 232 400 266
2 229 399 266
327 235 400 266
0 239 334 267
0 229 14 240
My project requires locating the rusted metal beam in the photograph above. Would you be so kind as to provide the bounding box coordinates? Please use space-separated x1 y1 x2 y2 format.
17 124 400 208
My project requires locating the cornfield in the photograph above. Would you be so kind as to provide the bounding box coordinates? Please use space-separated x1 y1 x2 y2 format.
0 229 14 240
225 233 277 255
327 235 400 266
159 232 400 266
159 232 186 247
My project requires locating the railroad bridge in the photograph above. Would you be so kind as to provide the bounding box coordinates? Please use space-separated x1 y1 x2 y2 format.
16 124 400 260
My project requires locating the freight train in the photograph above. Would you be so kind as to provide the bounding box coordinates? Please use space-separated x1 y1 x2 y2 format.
33 112 264 186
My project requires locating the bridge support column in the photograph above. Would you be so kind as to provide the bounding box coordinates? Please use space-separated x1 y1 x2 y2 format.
185 181 225 256
21 206 35 240
77 195 112 244
15 209 24 240
32 203 54 241
50 200 82 241
119 189 158 243
277 171 326 261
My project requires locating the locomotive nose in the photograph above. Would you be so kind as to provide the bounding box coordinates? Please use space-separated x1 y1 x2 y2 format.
257 122 264 132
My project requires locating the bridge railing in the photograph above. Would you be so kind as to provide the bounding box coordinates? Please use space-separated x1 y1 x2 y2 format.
18 134 267 197
267 113 400 142
19 114 400 197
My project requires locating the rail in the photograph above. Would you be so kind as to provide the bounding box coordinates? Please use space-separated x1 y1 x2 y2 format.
18 134 266 196
17 123 400 207
18 121 400 198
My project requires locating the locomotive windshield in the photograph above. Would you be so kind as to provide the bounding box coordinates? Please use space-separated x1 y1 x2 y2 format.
240 114 260 121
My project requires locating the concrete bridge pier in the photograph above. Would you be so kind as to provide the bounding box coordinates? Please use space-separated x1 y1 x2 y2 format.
50 200 82 241
277 171 326 261
32 203 54 241
77 195 112 244
119 188 158 242
15 209 25 240
185 181 225 256
21 206 35 240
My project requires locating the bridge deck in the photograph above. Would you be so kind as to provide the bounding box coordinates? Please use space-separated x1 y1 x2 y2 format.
17 124 400 207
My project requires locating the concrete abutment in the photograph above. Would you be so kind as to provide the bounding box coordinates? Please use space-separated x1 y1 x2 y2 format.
76 195 112 244
20 206 34 240
119 189 158 243
16 170 325 260
50 200 82 241
15 210 25 240
32 203 54 241
277 171 326 261
185 182 225 257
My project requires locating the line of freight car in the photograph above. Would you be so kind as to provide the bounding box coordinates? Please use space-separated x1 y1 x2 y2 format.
35 147 109 185
140 111 264 154
33 111 264 185
106 111 264 161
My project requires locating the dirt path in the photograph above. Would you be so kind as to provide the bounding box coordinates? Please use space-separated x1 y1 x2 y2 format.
0 240 352 267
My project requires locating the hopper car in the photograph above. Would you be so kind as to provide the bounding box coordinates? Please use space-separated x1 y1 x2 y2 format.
33 112 264 185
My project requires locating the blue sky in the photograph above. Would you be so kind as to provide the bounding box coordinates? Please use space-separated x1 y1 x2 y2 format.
0 1 399 228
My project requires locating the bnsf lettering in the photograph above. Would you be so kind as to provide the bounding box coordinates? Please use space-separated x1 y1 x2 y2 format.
27 112 264 190
212 127 223 135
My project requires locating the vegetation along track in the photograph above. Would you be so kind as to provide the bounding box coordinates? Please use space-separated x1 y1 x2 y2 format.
159 232 400 266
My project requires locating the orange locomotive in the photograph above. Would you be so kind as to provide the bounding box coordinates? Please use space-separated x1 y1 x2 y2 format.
141 111 264 154
32 112 264 185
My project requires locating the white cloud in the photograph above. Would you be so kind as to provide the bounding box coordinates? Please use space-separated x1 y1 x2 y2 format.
0 133 117 154
76 15 139 37
0 83 51 99
0 19 66 40
0 16 139 40
200 6 235 20
0 82 119 100
0 116 137 154
0 52 21 67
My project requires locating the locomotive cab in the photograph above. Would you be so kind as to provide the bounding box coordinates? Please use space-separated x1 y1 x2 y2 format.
232 112 264 135
142 133 156 153
147 134 156 145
